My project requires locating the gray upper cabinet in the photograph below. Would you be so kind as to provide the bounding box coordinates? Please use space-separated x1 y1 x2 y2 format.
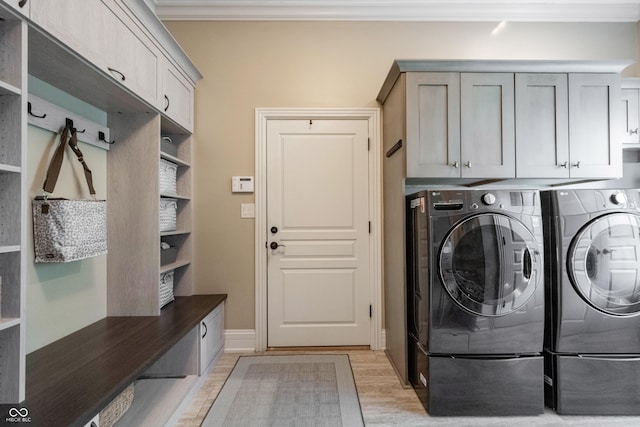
405 72 515 179
515 73 569 178
387 63 624 181
405 72 460 178
568 73 622 178
516 72 621 179
30 0 161 107
460 73 515 178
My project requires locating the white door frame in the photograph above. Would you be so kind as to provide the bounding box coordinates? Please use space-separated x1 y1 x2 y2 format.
255 108 382 352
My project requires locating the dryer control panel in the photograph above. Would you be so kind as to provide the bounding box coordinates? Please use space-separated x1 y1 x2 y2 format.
428 190 540 216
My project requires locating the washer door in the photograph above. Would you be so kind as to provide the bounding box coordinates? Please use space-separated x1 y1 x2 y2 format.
439 213 541 316
568 213 640 316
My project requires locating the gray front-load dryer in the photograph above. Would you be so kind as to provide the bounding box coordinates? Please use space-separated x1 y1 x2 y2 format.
542 189 640 415
407 189 545 416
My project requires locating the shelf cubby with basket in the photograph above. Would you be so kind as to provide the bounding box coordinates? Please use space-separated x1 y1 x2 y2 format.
160 118 193 301
0 3 26 404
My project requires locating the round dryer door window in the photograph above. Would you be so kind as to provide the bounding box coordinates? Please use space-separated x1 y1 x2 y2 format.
568 213 640 316
439 213 542 316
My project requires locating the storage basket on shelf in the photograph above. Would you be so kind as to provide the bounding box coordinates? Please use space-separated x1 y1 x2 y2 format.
159 270 175 309
160 241 177 266
159 198 177 232
159 158 178 195
160 136 178 157
99 383 134 427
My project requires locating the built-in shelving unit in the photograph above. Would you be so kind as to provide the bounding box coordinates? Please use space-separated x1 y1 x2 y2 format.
0 0 203 406
0 3 26 404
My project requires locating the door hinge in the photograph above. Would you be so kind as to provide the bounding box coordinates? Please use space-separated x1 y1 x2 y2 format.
367 137 370 151
369 305 372 318
369 221 371 233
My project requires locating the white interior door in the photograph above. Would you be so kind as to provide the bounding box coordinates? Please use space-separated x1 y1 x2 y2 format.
267 119 370 347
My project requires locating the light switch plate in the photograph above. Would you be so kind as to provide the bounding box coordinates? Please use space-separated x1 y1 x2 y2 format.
241 203 255 218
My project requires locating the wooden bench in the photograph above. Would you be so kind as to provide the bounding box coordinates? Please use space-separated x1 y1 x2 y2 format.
23 294 227 427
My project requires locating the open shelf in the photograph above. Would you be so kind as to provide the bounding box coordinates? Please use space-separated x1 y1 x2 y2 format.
114 376 198 427
0 164 21 173
0 79 20 95
160 259 191 274
160 151 190 168
0 317 20 331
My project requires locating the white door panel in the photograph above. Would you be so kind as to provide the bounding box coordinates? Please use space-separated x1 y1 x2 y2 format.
267 119 370 347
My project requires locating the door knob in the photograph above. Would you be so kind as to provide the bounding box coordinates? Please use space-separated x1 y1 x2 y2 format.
558 161 568 168
465 161 471 168
270 242 286 250
271 226 278 234
572 161 581 168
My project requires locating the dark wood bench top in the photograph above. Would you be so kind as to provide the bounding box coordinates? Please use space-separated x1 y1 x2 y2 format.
23 294 227 427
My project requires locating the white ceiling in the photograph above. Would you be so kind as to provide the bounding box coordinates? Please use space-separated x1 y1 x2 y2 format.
150 0 640 22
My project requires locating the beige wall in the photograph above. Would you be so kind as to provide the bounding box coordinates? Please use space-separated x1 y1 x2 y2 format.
164 20 638 330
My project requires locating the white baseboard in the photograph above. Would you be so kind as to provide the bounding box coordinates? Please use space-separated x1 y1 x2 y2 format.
225 329 387 352
224 329 256 353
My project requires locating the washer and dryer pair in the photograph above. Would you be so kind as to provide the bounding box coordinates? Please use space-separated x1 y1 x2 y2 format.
406 189 545 416
406 188 640 416
542 189 640 415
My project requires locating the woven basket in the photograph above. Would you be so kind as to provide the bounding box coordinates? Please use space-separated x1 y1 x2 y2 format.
160 270 175 309
159 159 178 195
159 198 177 232
99 383 134 427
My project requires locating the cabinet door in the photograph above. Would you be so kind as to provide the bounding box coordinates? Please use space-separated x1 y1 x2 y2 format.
30 0 107 69
620 87 639 146
515 73 569 178
200 303 224 375
569 73 622 179
101 1 160 107
460 73 515 178
2 0 29 17
405 72 460 178
163 61 194 132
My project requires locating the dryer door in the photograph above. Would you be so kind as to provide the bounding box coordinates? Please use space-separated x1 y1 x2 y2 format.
439 213 542 316
568 212 640 316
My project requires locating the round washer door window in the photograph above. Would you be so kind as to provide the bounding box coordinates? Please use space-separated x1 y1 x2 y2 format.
439 213 542 317
568 213 640 316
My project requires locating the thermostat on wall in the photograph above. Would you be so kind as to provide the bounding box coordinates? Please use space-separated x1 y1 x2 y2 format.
232 176 254 193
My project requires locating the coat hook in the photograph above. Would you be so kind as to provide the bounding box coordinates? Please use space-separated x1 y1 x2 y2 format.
28 102 47 119
66 118 85 133
98 131 115 144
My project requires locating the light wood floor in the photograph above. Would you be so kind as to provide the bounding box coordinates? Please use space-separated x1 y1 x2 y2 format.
176 350 640 426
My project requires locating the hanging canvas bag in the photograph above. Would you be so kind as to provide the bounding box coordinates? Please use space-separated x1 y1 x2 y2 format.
32 125 108 263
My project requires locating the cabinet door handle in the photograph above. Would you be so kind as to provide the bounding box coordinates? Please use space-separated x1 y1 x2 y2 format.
572 161 581 168
108 67 126 82
18 0 27 7
164 95 170 112
202 321 208 339
558 161 568 168
630 128 638 135
451 161 459 168
465 161 471 168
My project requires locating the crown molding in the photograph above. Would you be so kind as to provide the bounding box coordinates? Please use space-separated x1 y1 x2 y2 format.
153 1 640 22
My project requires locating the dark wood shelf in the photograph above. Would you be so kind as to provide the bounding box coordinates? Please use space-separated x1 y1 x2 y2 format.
23 294 227 427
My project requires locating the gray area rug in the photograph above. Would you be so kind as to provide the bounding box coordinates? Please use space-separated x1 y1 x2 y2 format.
201 354 364 427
